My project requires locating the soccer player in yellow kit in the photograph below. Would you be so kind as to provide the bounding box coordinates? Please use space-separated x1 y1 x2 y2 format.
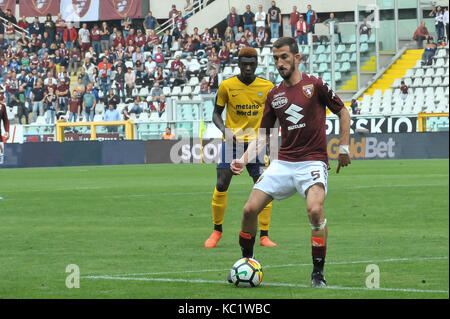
204 47 277 248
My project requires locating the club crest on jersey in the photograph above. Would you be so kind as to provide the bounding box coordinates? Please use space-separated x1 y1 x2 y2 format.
302 84 314 98
257 91 263 98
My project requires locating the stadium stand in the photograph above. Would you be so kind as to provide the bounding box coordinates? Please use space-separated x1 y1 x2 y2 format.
1 1 449 139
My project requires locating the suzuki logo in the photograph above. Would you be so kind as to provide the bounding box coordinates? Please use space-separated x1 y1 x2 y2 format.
285 104 304 124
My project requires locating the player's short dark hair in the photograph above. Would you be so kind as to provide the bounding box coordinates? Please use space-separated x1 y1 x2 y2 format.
273 37 299 55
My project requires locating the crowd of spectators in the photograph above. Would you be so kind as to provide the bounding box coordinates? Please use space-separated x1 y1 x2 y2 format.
0 2 321 126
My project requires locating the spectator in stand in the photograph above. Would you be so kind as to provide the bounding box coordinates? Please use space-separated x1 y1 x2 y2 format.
91 24 102 57
234 26 245 44
223 27 234 46
11 86 29 124
55 13 66 40
182 36 196 58
185 55 201 80
99 64 111 103
83 83 96 122
400 81 408 100
114 65 126 102
244 29 257 48
177 29 190 48
68 90 81 122
172 66 187 88
208 68 218 93
146 29 160 51
100 22 111 53
413 21 430 49
290 6 301 38
350 99 360 115
104 103 121 127
114 30 126 48
150 82 165 110
421 36 437 66
184 0 194 19
4 9 17 25
121 14 133 40
323 12 342 43
199 77 210 94
124 67 136 100
17 16 30 33
155 65 168 87
169 4 179 21
218 45 230 68
31 78 45 122
296 15 309 45
157 98 166 118
255 26 266 48
243 5 255 34
130 96 143 115
144 55 157 79
429 5 445 43
78 23 91 57
208 48 221 74
122 106 130 120
69 46 81 76
135 29 147 49
106 88 120 109
211 27 222 50
170 55 185 78
306 4 318 34
56 78 69 113
201 27 211 49
174 10 187 41
227 7 240 36
43 14 56 41
44 86 58 124
359 18 371 38
143 11 160 36
161 29 173 51
5 21 15 47
255 5 266 33
29 16 43 37
236 35 249 50
154 46 166 69
267 1 281 39
63 21 78 53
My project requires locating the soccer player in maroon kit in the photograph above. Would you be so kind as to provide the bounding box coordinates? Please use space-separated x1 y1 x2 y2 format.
230 37 351 287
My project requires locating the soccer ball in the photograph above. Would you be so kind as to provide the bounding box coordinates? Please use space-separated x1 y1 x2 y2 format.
229 258 263 287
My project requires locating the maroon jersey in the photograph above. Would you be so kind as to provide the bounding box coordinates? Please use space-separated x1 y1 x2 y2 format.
261 73 344 165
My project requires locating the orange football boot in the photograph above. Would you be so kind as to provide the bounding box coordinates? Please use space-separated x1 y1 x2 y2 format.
204 230 223 248
260 236 278 247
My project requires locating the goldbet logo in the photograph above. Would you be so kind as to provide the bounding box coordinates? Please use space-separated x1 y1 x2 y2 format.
328 137 395 159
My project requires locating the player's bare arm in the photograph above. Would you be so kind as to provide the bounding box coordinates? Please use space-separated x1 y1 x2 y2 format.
212 105 226 136
230 133 266 175
336 107 351 173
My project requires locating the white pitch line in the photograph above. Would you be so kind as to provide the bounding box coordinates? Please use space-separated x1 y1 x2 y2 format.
81 275 449 294
93 256 448 277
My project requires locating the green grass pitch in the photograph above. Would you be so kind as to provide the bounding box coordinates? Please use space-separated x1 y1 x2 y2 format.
0 159 448 299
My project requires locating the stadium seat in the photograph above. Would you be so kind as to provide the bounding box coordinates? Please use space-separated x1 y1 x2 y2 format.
341 61 351 72
181 86 192 96
368 33 376 43
360 43 369 53
171 86 182 96
404 69 415 78
316 45 325 54
348 44 357 53
360 34 368 43
336 44 346 54
339 53 350 62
